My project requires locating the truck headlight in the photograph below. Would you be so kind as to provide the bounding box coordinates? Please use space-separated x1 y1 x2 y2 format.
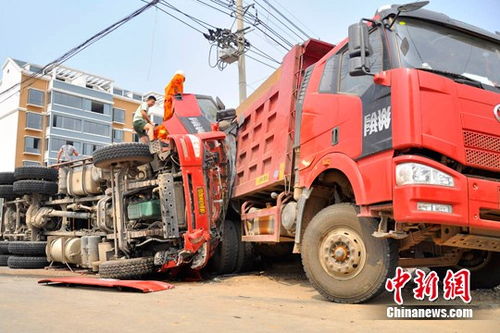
396 163 454 187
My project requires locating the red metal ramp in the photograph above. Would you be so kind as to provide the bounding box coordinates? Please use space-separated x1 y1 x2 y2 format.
38 277 174 293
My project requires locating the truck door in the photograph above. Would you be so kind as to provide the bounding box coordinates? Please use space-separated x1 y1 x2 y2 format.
299 30 387 163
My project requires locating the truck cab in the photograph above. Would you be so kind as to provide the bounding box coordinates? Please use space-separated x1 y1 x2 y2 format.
0 91 240 278
234 2 500 303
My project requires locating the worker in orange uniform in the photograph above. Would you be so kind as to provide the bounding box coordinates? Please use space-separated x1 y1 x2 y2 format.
153 70 186 142
163 70 185 121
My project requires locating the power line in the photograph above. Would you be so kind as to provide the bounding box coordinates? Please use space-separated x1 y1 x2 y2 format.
0 0 160 104
268 0 317 38
246 53 277 69
203 0 292 50
253 0 307 41
151 0 281 69
160 0 216 29
143 0 206 34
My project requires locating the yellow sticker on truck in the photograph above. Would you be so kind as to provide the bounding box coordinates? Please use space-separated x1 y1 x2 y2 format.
197 187 206 214
255 173 269 185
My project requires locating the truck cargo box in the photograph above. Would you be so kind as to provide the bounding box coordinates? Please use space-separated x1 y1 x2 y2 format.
233 39 334 199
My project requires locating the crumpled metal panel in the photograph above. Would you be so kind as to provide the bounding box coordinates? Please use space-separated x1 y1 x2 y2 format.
38 277 174 293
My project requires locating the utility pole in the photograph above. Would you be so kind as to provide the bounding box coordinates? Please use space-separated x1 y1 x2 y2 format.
236 0 247 103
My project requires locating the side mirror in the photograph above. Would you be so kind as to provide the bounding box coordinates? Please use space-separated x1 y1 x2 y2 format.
215 96 226 110
348 22 372 76
216 108 236 122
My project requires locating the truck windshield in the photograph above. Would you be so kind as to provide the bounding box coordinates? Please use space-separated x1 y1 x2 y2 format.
393 18 500 87
196 97 218 122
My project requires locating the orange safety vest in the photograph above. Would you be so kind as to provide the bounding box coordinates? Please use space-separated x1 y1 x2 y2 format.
163 73 185 121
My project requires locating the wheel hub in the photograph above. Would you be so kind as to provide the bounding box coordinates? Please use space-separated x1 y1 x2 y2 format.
319 227 366 280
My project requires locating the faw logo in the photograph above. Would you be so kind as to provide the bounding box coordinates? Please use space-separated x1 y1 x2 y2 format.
363 106 391 137
188 117 205 133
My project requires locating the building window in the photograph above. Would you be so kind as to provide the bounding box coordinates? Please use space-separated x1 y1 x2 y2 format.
51 138 81 152
112 108 125 123
83 143 102 155
83 121 110 136
27 88 44 106
23 161 40 166
132 134 140 142
24 137 41 154
90 101 104 114
112 129 124 142
26 112 42 130
52 115 82 131
83 99 111 115
53 91 82 109
133 94 142 101
113 87 123 96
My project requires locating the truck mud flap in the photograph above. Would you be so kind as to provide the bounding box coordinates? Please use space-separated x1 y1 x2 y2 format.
38 277 174 293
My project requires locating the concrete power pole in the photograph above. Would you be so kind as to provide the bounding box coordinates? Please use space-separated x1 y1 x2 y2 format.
236 0 247 103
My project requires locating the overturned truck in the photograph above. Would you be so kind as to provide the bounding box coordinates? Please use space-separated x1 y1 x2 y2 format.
0 93 247 278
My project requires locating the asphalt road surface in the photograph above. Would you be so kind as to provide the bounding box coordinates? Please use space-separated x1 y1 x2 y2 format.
0 261 498 333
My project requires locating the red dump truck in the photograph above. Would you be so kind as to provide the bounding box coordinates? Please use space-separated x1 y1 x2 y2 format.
1 2 499 304
230 2 500 303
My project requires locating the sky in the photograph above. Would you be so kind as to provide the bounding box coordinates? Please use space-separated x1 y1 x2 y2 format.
0 0 498 108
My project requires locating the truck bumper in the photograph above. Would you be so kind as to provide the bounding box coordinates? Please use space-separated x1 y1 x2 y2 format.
393 155 500 231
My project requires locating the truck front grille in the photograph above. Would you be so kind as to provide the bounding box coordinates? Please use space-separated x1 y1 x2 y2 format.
463 131 500 171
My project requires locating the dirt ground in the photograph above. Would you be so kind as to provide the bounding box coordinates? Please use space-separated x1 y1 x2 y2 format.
0 259 498 333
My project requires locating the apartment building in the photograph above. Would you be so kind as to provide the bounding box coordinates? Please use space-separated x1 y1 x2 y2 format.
0 58 162 171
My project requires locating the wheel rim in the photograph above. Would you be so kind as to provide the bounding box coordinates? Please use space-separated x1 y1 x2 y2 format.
318 227 366 280
458 250 491 271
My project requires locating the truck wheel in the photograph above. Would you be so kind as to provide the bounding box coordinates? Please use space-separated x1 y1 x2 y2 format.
234 221 254 273
0 185 16 200
210 220 239 275
93 143 152 170
14 166 58 182
0 241 10 254
8 241 47 256
7 256 48 269
13 180 58 196
0 255 9 266
99 257 155 279
0 172 15 185
436 250 500 289
301 203 398 304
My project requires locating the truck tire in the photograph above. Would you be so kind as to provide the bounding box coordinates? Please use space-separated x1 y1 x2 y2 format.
233 221 254 273
301 203 398 304
13 180 58 196
0 241 10 254
0 172 15 185
93 143 152 170
7 256 48 269
0 185 16 200
0 255 9 266
14 166 58 182
99 257 155 279
8 241 47 256
436 250 500 289
210 220 239 275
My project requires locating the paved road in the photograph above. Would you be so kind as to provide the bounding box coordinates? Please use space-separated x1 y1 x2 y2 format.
0 264 498 333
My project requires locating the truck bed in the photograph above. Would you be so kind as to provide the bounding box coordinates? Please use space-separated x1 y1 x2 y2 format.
233 39 334 200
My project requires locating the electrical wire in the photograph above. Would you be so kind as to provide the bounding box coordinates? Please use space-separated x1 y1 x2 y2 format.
160 0 217 29
0 0 160 104
253 0 307 41
245 54 277 69
267 0 317 38
151 0 280 69
142 0 206 34
204 0 292 50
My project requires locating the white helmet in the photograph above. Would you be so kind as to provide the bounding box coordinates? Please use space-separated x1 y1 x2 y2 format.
174 70 185 76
